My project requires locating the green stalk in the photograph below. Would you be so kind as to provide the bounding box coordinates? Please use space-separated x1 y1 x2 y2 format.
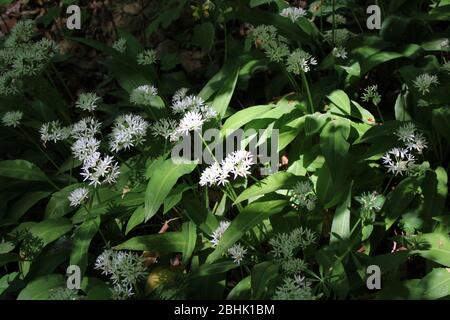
301 71 315 113
18 127 60 170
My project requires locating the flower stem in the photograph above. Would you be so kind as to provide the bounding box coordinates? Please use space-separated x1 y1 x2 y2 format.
301 71 315 113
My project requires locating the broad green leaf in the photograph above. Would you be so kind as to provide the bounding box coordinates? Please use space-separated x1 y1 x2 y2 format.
17 274 64 300
0 272 18 295
188 260 239 280
327 90 351 115
319 119 351 186
377 268 450 299
421 168 448 227
432 107 450 143
126 206 145 235
181 221 197 264
70 217 100 275
180 195 219 236
410 233 450 267
221 105 274 136
251 261 280 300
210 62 240 118
0 253 18 267
206 197 287 263
14 218 72 246
114 231 185 252
8 191 51 221
330 183 352 243
384 176 420 229
234 171 298 204
72 189 144 223
419 268 450 299
45 183 84 219
191 22 215 52
0 160 47 181
227 276 251 300
144 159 197 222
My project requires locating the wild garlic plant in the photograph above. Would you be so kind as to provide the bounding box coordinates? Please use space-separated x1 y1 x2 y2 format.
382 123 428 177
250 24 317 113
94 249 147 300
0 20 58 96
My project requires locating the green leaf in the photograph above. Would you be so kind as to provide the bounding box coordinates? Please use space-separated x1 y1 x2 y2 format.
377 268 450 299
8 191 51 221
384 176 420 229
191 22 215 52
209 62 240 118
180 195 219 236
234 171 298 204
72 192 144 224
70 217 100 275
327 90 351 115
0 253 18 267
221 105 274 136
17 274 65 300
0 272 18 295
114 232 185 252
206 197 287 263
330 182 352 243
251 261 280 299
410 233 450 267
188 260 239 280
181 221 197 264
144 159 197 222
421 168 448 227
126 206 145 235
45 183 84 219
0 160 47 181
227 276 251 300
14 218 72 246
432 107 450 143
319 119 351 186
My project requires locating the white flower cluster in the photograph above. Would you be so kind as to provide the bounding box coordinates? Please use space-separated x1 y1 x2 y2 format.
227 243 247 265
210 220 230 247
279 7 307 22
289 181 317 211
199 150 254 187
39 120 71 145
362 85 381 105
2 110 23 127
94 249 147 300
71 117 101 139
71 136 100 162
286 49 318 74
167 89 217 142
75 92 101 112
382 148 416 176
130 85 158 106
332 46 348 60
413 73 439 95
109 114 149 152
383 122 428 176
80 153 121 187
68 187 89 207
137 49 157 65
355 191 385 213
394 122 428 154
149 118 177 140
112 38 127 53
